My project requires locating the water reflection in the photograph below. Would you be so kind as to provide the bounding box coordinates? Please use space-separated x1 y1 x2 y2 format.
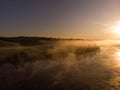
116 49 120 59
114 48 120 67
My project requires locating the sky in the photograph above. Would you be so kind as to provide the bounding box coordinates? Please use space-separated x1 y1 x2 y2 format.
0 0 120 39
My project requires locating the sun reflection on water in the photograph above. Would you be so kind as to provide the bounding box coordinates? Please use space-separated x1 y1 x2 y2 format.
115 49 120 62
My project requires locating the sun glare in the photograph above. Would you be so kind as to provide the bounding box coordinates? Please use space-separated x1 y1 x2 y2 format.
113 21 120 34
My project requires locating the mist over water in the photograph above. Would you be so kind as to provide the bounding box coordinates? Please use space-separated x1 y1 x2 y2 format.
1 40 120 90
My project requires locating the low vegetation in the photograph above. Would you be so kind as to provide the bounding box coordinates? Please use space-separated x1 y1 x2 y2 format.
0 38 100 66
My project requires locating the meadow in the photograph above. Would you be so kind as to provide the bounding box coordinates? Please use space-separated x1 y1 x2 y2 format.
0 38 120 90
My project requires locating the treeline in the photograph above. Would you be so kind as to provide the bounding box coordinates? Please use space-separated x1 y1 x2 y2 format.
0 36 59 46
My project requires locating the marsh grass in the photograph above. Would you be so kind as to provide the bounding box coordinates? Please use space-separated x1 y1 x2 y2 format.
0 41 100 67
49 41 100 60
0 46 51 67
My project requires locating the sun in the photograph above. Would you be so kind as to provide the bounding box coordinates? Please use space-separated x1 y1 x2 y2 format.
113 21 120 34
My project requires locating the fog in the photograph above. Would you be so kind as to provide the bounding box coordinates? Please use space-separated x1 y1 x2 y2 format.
1 40 120 90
